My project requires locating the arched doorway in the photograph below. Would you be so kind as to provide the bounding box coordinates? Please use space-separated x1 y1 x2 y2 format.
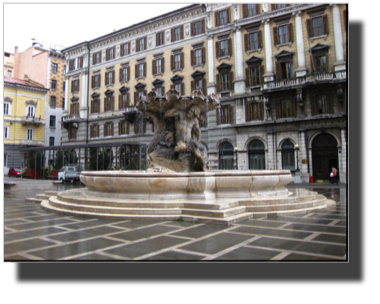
219 141 234 170
248 140 265 169
312 133 338 182
281 140 295 170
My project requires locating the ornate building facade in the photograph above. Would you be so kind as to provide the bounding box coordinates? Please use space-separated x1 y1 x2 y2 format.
61 3 347 183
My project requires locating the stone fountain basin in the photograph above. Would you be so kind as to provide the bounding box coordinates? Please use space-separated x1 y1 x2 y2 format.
80 170 292 201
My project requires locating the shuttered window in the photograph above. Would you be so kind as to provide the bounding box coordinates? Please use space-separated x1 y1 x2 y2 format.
273 24 294 45
216 38 232 58
311 95 334 115
70 103 79 115
118 121 129 135
119 92 130 109
69 126 76 140
90 124 99 138
191 19 205 36
105 71 115 86
156 32 164 46
91 99 100 114
276 61 293 80
120 43 129 57
104 96 114 112
245 65 264 87
104 122 114 137
71 79 80 93
219 10 228 25
245 102 264 121
216 106 233 125
50 96 56 108
306 15 329 38
276 99 296 119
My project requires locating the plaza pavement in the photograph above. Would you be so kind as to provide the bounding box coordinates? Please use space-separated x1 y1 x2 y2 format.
4 177 347 261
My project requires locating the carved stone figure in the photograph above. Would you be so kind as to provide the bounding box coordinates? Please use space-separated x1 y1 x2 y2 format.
137 89 219 172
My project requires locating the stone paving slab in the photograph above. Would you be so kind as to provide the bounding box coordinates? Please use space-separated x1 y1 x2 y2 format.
3 183 347 261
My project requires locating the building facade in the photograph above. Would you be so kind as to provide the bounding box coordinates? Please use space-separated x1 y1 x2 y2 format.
3 45 66 163
4 76 48 171
61 3 347 183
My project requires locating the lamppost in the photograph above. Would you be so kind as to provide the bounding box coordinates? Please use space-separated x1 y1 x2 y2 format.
294 144 299 172
234 147 239 170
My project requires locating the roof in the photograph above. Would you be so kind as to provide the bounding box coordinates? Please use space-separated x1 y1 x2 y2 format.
4 76 48 90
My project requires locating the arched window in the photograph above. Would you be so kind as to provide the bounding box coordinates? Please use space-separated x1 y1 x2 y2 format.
219 141 234 170
282 140 295 169
248 140 265 169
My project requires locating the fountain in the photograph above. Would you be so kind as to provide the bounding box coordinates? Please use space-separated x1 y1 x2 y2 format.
41 90 335 224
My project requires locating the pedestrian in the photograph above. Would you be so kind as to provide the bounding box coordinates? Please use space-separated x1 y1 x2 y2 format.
332 166 338 184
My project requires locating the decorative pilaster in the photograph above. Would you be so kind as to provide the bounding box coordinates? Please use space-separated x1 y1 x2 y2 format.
80 70 88 119
339 129 347 183
331 4 346 71
262 19 275 82
262 4 269 13
207 34 216 95
293 11 308 77
64 76 69 114
233 26 246 95
233 4 240 20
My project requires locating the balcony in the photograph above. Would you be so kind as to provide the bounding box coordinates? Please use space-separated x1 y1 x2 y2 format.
20 139 43 147
263 71 346 91
62 114 80 122
21 115 44 127
122 106 138 124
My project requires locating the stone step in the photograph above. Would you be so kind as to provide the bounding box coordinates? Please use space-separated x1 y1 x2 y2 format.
238 192 319 206
25 197 43 203
36 194 52 200
180 212 253 225
181 206 246 218
45 191 58 196
183 201 240 210
244 197 327 212
48 196 182 216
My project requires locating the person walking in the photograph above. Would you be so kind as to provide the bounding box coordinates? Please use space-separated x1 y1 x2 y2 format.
332 166 338 184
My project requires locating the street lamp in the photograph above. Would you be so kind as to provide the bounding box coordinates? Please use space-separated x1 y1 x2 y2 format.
294 144 299 172
234 147 239 170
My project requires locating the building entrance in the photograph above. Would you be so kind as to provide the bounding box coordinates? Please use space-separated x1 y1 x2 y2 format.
312 133 338 182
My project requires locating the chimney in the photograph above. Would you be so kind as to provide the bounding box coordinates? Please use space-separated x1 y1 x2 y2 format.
14 46 18 54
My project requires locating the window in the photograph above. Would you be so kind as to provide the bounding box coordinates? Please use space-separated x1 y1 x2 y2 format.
246 102 264 121
69 126 77 139
156 87 162 95
134 118 146 135
175 54 181 70
273 23 293 45
248 140 265 169
120 67 129 82
27 128 34 140
221 40 229 57
118 121 129 135
139 64 144 78
175 27 181 41
216 38 232 59
156 59 162 74
4 103 10 115
216 64 233 93
27 106 35 117
52 80 57 90
194 49 202 66
311 94 333 115
313 16 323 37
195 21 202 35
156 32 164 46
245 65 263 87
121 43 129 56
50 96 56 108
4 126 9 139
175 83 181 94
139 38 145 52
221 73 230 91
77 56 83 68
119 91 130 108
90 124 99 138
7 70 12 77
135 62 146 79
104 122 114 137
50 116 56 128
282 140 295 170
220 10 228 25
62 98 65 109
92 74 101 88
105 71 115 86
247 4 257 16
272 4 288 11
93 52 101 64
275 98 296 119
69 59 76 71
280 61 292 79
134 85 147 105
306 15 328 38
104 95 114 112
49 137 55 146
216 105 233 125
71 79 79 93
171 52 184 71
91 99 100 113
52 63 58 73
191 71 207 94
278 25 289 44
315 55 327 72
70 102 79 115
107 47 114 60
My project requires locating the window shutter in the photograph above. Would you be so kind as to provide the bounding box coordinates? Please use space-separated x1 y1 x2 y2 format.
242 4 248 18
92 53 96 64
171 84 175 90
181 52 184 68
90 125 94 138
104 97 107 111
106 49 109 61
156 33 160 45
258 31 263 49
310 55 316 73
306 19 313 38
171 55 174 70
144 62 147 77
136 39 139 52
288 23 294 43
271 4 276 11
77 80 80 91
216 108 221 125
162 86 165 96
244 33 249 51
245 68 251 87
291 98 296 117
273 27 279 45
134 91 138 105
127 66 130 81
91 75 94 88
118 121 121 135
71 80 74 92
191 50 195 66
111 122 114 136
327 96 334 114
201 19 205 34
259 65 264 85
144 37 147 50
119 68 122 82
322 15 329 35
111 96 115 111
215 11 220 27
135 64 138 79
229 71 234 91
228 106 233 124
216 74 221 92
259 103 264 120
120 44 124 57
226 8 230 24
161 57 165 73
228 38 232 56
256 4 260 15
112 71 115 84
180 25 184 40
152 59 156 74
245 102 250 121
171 28 175 42
202 47 206 64
119 94 122 109
276 101 281 119
181 82 185 95
191 80 195 91
276 62 282 80
105 72 108 85
216 41 221 58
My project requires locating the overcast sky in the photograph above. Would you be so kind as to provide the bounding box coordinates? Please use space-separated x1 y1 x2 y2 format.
3 2 191 53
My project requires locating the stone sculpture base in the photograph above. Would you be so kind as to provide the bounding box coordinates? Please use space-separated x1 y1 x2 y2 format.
40 170 336 225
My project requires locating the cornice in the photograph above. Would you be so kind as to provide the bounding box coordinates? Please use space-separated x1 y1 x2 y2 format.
206 4 232 12
4 82 48 94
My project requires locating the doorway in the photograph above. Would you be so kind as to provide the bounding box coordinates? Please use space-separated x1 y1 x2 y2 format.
312 133 338 182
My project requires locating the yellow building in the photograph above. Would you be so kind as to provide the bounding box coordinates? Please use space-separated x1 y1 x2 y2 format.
4 76 48 170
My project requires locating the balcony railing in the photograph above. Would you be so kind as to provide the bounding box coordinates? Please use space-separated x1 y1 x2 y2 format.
20 139 43 146
21 115 44 127
263 71 346 91
62 114 80 122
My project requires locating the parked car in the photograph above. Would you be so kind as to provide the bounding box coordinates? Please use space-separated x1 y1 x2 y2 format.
8 167 21 177
58 165 81 183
